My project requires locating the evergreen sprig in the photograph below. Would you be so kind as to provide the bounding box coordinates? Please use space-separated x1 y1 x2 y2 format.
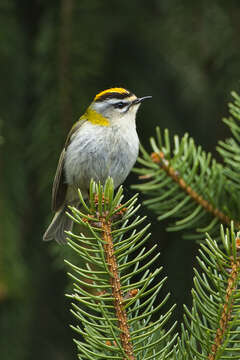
65 179 177 359
132 127 238 239
217 91 240 191
176 223 240 360
65 181 240 359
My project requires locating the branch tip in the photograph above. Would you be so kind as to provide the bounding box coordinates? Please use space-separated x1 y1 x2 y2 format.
150 151 235 227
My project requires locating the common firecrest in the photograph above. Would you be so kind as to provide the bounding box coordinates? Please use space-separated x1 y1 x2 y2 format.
43 87 151 243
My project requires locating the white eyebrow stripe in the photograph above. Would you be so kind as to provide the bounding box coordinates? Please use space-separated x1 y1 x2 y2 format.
105 98 130 106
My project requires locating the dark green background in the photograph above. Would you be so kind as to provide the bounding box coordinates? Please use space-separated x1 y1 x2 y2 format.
1 1 240 359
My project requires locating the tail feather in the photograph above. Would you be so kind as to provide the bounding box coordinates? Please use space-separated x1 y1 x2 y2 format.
43 206 73 244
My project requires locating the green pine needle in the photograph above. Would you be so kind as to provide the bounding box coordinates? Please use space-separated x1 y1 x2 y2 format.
65 178 176 359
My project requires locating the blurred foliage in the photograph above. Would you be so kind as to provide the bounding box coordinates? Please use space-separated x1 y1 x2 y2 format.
1 0 240 359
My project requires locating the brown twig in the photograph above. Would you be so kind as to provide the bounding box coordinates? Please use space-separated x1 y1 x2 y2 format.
101 217 135 360
208 256 240 360
151 151 235 226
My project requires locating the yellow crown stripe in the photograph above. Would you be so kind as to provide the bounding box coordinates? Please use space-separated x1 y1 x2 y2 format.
94 87 129 101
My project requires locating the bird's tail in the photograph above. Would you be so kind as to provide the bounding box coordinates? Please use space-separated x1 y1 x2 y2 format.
43 206 73 244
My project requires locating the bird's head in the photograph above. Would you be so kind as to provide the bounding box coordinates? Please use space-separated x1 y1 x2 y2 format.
82 87 151 126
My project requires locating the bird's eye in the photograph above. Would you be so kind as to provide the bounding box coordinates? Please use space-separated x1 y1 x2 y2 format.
114 101 126 109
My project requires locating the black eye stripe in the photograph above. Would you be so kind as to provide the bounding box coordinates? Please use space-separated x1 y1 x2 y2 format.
113 101 128 109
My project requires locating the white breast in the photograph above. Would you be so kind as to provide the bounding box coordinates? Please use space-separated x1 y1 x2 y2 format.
64 120 139 197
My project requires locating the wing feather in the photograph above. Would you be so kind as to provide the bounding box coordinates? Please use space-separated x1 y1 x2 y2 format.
51 119 86 212
51 149 67 211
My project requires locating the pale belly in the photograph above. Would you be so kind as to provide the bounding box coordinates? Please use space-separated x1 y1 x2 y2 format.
64 123 139 197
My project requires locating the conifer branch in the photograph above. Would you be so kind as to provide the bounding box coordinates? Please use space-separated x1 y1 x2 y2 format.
65 180 240 359
101 216 134 360
151 151 233 226
176 224 240 359
218 92 240 200
208 255 240 360
65 179 176 359
133 127 239 239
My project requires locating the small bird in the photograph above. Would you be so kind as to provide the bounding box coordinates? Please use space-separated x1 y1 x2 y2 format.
43 87 151 243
